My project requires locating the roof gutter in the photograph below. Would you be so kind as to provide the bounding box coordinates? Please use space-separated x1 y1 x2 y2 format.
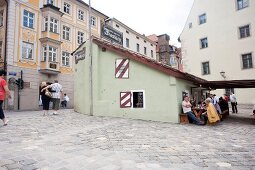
4 0 8 71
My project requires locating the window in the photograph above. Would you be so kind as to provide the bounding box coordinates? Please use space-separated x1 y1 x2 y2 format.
47 0 54 5
200 38 208 49
151 50 153 58
63 2 70 14
189 22 192 28
78 10 84 21
90 16 96 26
237 0 248 10
77 31 84 44
62 52 70 66
42 46 47 61
44 17 48 31
136 43 140 52
22 42 33 60
62 25 70 40
136 36 139 39
0 41 2 57
126 30 129 34
144 40 147 43
239 25 250 38
23 10 34 29
116 24 119 28
126 38 129 48
48 46 57 62
202 62 210 75
144 47 147 55
49 17 58 33
132 91 145 108
0 11 3 27
199 13 206 25
242 53 253 69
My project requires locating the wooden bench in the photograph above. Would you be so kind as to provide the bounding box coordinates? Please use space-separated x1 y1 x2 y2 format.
180 113 189 124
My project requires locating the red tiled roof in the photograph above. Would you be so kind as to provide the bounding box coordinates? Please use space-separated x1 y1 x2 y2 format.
92 36 207 85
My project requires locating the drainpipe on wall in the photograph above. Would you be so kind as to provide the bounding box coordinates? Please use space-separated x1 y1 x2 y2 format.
88 0 93 116
4 0 8 72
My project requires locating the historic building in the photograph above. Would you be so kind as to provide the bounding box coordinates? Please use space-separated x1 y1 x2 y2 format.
147 34 183 71
105 18 157 60
180 0 255 104
1 0 107 110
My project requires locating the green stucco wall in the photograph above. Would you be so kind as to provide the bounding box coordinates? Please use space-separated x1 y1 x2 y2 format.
74 42 195 123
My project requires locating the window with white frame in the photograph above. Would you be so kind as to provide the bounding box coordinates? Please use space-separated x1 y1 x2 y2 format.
126 38 129 48
78 10 84 21
49 17 58 33
202 61 210 75
62 25 70 40
23 10 34 29
0 11 3 27
42 46 47 61
239 25 250 38
0 41 2 57
132 91 145 108
237 0 248 10
62 52 70 66
144 47 147 55
44 17 48 31
90 16 96 26
47 0 54 5
242 53 253 69
22 42 33 60
200 37 208 49
77 31 84 44
136 43 140 52
48 46 57 62
199 13 206 25
63 2 70 14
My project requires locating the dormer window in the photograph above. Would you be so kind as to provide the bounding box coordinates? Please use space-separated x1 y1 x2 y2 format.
47 0 54 5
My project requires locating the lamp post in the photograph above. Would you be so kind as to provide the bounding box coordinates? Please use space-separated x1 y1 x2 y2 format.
88 0 93 116
220 71 226 80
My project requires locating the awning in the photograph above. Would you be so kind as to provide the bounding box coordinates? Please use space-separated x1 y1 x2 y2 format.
200 80 255 89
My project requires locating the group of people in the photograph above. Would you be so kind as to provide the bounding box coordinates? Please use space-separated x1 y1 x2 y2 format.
40 80 69 116
182 95 221 125
182 93 235 125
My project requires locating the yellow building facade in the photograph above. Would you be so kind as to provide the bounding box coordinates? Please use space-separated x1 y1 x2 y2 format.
1 0 107 110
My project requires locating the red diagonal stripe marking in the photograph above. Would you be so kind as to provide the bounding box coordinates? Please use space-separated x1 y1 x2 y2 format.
121 92 130 101
118 62 129 78
121 98 131 107
115 59 127 75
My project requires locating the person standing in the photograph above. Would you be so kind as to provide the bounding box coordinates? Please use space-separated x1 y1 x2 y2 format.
0 69 11 126
42 80 63 115
40 82 52 116
230 93 238 113
61 93 69 108
182 95 204 125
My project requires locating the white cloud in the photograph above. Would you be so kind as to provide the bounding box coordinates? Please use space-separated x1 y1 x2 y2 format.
84 0 194 46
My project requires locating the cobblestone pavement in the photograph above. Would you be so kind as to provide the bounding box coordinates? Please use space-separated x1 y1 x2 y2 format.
0 108 254 170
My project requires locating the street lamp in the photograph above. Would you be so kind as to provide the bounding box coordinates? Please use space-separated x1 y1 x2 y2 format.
220 71 226 79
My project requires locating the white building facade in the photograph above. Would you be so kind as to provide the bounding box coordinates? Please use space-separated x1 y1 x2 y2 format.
105 18 157 60
180 0 255 104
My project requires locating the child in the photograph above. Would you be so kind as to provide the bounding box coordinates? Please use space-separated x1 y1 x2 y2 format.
61 94 69 108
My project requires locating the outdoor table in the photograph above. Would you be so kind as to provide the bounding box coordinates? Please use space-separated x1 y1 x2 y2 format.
192 107 206 119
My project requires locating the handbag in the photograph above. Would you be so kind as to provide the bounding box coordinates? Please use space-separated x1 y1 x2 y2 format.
45 89 52 98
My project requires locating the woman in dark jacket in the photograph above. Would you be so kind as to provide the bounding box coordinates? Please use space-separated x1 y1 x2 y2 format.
40 82 52 116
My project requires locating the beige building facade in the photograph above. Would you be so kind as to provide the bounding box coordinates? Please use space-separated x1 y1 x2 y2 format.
1 0 107 110
180 0 255 104
105 18 157 60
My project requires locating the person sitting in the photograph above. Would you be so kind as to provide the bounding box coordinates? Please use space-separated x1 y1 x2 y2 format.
182 96 204 125
204 98 221 125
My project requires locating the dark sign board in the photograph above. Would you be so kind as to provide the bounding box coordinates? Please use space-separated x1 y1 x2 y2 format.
102 25 123 46
75 47 86 64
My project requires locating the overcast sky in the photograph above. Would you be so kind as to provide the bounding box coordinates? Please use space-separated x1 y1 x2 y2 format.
84 0 194 46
